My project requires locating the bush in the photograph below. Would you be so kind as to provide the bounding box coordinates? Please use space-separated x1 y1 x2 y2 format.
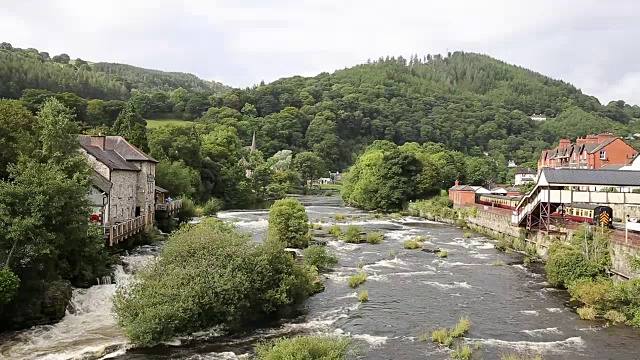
348 273 367 288
567 277 612 309
310 223 324 230
268 198 310 249
500 355 544 360
463 232 471 238
113 219 317 345
404 240 421 249
431 329 452 346
202 198 224 216
303 245 339 271
388 249 396 258
358 290 369 302
177 197 197 222
334 214 347 221
343 225 362 243
495 236 513 251
255 336 349 360
545 242 598 288
450 316 471 338
365 232 383 244
451 344 472 360
492 259 505 266
604 309 626 323
328 225 342 237
577 306 597 320
437 250 448 258
414 236 426 242
0 268 20 304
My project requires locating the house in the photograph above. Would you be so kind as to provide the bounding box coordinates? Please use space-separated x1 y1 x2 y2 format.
514 167 537 185
507 160 517 168
449 180 477 207
538 133 638 170
79 135 161 244
530 114 547 121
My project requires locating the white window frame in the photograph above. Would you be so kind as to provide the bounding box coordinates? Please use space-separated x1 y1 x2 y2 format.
600 150 606 160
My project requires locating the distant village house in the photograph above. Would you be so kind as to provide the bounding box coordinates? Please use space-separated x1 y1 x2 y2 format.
538 133 638 170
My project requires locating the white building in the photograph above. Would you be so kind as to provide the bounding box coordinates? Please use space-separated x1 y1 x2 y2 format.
530 114 547 121
514 168 537 185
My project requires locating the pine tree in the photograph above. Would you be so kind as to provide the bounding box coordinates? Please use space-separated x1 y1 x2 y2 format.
111 102 148 151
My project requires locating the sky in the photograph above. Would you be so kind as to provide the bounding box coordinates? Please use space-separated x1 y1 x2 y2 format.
2 0 640 104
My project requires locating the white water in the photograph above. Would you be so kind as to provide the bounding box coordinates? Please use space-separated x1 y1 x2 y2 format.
0 255 150 360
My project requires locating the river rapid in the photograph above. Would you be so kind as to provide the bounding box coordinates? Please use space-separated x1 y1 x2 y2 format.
1 195 640 359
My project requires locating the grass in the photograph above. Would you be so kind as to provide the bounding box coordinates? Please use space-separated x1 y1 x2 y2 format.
463 232 471 238
311 223 323 230
604 309 626 323
365 232 383 244
436 250 448 258
451 344 472 360
356 261 364 269
403 240 421 249
500 355 544 360
319 183 343 190
328 225 342 237
333 214 347 221
348 273 367 288
145 118 190 129
450 316 471 338
343 225 362 243
577 306 597 320
492 259 505 266
431 329 453 346
388 249 396 258
523 257 533 264
414 236 427 242
358 290 369 302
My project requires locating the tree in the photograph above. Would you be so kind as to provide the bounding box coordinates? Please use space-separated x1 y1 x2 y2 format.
112 102 148 151
0 100 36 180
155 161 201 198
293 152 324 191
52 53 70 64
267 150 293 172
267 198 310 248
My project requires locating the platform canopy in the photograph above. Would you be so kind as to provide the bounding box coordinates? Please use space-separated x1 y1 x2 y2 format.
538 168 640 187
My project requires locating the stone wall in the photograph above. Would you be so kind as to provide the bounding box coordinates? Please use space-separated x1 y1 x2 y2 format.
80 148 110 179
108 170 138 224
132 161 156 218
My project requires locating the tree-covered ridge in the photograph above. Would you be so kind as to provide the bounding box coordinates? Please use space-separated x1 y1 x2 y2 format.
209 51 640 170
0 42 227 101
91 62 230 93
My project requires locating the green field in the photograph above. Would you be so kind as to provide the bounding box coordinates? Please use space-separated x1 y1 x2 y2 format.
145 118 191 129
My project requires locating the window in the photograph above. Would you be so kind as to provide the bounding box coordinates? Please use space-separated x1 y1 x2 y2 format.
600 150 606 160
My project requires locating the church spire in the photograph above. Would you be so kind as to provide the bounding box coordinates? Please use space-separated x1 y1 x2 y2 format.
250 131 257 152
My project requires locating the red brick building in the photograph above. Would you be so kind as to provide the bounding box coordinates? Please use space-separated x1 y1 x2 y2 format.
449 180 476 207
538 133 638 170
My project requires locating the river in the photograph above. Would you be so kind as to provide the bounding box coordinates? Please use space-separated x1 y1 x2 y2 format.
1 195 639 359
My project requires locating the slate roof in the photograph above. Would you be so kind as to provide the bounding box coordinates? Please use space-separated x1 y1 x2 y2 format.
449 185 475 191
90 170 112 193
81 143 140 171
105 137 158 163
589 137 617 153
542 168 640 186
515 167 536 175
155 185 168 193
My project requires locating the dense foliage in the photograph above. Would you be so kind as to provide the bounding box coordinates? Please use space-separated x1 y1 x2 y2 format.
113 219 317 345
302 245 339 271
267 198 310 248
0 98 115 330
255 336 349 360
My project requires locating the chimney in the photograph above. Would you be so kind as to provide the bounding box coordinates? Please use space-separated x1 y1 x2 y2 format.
455 180 459 187
576 137 587 146
558 139 571 148
90 135 106 150
597 133 615 143
585 134 598 144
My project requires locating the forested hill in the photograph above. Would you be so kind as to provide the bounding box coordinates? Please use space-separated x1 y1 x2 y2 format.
0 42 228 100
207 51 640 170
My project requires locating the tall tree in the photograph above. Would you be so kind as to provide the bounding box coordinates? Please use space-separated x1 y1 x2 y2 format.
112 102 148 151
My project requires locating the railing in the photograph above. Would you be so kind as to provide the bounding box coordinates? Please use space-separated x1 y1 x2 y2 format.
105 215 149 246
155 199 183 214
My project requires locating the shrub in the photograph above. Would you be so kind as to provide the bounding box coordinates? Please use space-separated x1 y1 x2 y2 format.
365 232 383 244
500 355 544 360
545 242 598 288
255 336 349 360
0 268 20 304
523 257 532 264
334 214 347 221
356 261 364 269
431 328 452 346
113 219 317 345
328 225 342 237
343 225 362 243
463 232 471 238
303 245 339 271
348 273 367 288
414 236 426 242
437 250 448 258
268 198 310 248
451 344 472 360
404 240 421 249
604 309 626 323
577 306 597 320
310 223 324 230
567 277 612 309
202 198 224 216
388 249 396 258
450 316 471 338
177 197 197 222
358 290 369 302
492 259 505 266
455 219 467 228
495 236 513 251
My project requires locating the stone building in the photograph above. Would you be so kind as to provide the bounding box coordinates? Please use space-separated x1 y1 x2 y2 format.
78 135 158 227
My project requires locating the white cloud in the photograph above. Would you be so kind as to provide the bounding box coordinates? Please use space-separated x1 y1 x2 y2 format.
1 0 640 104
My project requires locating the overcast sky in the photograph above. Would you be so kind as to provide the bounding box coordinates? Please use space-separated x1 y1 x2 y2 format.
2 0 640 105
